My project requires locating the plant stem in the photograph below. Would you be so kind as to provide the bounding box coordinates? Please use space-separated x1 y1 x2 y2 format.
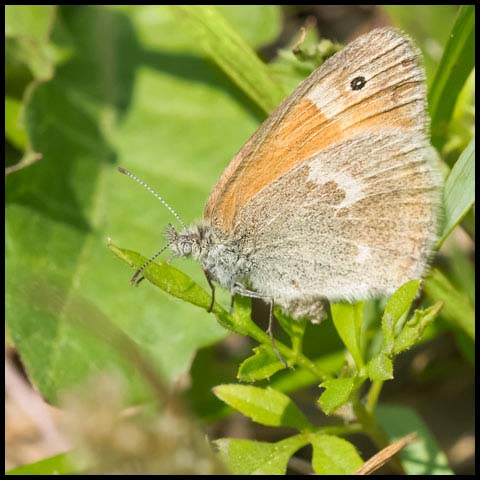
315 423 363 436
353 400 405 474
245 319 331 381
366 380 384 413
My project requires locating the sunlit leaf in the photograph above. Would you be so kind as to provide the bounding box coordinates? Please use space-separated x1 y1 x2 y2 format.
438 138 475 246
330 302 364 370
428 5 475 148
318 377 357 414
394 302 443 354
213 384 311 431
171 5 285 114
237 346 286 382
311 434 363 474
214 435 308 475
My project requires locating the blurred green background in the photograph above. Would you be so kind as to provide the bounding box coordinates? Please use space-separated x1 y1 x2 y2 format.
5 5 474 474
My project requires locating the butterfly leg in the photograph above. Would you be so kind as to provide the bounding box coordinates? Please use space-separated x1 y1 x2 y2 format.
232 284 287 368
203 268 216 313
230 295 235 315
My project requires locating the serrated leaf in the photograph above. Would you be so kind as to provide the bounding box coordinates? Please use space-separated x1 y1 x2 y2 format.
214 435 308 475
394 302 443 354
310 434 363 474
366 353 393 381
318 377 357 414
376 404 453 474
237 346 286 382
438 138 475 246
330 302 365 370
213 384 311 431
381 280 420 354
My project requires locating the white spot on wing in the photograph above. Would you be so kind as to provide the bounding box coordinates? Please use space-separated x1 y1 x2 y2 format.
356 244 371 264
308 158 365 208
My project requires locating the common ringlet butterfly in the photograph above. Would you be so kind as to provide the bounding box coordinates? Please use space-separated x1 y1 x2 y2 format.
119 27 442 328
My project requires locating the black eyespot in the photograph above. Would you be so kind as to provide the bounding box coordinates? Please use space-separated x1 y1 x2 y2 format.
351 76 366 91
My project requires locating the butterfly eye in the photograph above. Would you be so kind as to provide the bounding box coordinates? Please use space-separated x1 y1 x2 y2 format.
350 76 366 91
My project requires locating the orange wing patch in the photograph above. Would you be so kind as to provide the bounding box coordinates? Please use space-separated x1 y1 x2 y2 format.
205 99 339 231
205 28 427 233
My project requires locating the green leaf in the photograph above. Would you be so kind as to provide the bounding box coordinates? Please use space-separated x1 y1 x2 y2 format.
366 353 393 381
381 280 420 354
5 96 28 150
365 281 419 381
6 453 78 475
318 377 357 415
217 5 281 49
5 5 55 40
237 346 286 382
271 351 345 394
310 434 363 475
423 268 474 339
171 5 285 115
5 5 57 81
438 138 475 246
330 302 365 370
376 404 453 474
7 5 282 400
213 384 311 431
428 5 475 149
108 243 240 334
275 308 307 355
394 302 443 354
214 435 308 475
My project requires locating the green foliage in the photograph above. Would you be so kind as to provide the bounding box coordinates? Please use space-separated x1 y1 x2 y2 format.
376 404 454 474
424 269 475 340
428 5 475 150
6 5 473 475
214 436 308 475
213 384 312 431
318 377 357 414
439 138 475 246
237 346 286 382
331 301 365 370
310 434 363 474
6 453 77 475
171 6 285 114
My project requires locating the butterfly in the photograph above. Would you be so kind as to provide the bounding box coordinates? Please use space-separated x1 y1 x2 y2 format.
119 27 442 336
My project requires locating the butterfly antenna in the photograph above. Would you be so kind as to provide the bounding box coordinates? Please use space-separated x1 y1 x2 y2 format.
118 167 187 229
130 243 171 286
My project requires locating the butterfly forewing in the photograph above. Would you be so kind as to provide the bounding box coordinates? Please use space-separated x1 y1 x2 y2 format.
205 28 429 233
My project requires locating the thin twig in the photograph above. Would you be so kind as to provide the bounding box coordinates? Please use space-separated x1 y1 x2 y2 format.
354 432 417 475
5 151 42 175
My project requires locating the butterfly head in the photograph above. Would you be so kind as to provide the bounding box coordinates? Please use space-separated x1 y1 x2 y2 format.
166 223 201 259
